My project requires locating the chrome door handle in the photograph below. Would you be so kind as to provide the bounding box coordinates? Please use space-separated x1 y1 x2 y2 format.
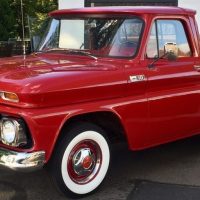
194 65 200 71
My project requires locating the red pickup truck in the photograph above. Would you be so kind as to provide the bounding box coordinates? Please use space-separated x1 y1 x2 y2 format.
0 6 200 197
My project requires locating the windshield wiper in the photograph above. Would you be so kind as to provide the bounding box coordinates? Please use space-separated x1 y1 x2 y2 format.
41 48 98 61
66 50 98 61
42 48 68 52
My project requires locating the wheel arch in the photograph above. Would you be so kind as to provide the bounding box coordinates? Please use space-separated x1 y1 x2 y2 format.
49 110 128 161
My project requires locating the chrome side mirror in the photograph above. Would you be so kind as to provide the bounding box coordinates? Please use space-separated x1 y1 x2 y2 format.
164 42 178 61
148 42 179 69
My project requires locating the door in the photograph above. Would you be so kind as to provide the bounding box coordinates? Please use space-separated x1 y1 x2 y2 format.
145 18 200 146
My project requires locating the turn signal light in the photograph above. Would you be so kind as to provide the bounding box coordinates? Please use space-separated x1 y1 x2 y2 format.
0 92 19 103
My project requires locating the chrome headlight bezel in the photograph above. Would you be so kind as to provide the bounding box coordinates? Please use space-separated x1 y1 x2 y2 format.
1 119 18 145
0 118 28 147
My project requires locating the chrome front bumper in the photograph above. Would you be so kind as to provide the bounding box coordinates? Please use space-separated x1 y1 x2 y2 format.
0 148 45 172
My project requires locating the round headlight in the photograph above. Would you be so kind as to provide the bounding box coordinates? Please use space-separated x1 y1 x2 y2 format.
1 120 17 144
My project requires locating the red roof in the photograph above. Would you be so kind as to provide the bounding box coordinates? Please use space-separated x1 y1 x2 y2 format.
50 6 196 19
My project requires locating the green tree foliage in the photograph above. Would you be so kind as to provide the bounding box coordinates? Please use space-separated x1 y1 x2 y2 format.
0 0 16 40
0 0 58 41
30 0 58 36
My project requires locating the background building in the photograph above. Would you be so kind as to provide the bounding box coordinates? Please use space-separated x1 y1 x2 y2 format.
59 0 199 26
85 0 178 7
59 0 178 8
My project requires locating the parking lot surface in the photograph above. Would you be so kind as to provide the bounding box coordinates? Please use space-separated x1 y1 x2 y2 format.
1 136 200 200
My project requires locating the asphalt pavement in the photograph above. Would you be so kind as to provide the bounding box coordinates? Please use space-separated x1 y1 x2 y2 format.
1 135 200 200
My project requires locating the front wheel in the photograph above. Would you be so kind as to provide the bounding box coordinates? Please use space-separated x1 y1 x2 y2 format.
49 123 110 197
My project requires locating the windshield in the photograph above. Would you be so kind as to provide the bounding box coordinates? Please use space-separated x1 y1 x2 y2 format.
38 17 144 58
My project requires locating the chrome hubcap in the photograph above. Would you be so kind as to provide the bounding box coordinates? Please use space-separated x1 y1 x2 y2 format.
72 148 95 176
67 140 102 184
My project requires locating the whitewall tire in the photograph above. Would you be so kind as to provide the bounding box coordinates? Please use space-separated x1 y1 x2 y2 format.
49 123 110 198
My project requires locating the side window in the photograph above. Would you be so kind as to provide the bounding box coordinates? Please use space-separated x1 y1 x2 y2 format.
147 19 192 59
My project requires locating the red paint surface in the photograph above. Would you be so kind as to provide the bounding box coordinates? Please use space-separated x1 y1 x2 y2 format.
0 7 200 163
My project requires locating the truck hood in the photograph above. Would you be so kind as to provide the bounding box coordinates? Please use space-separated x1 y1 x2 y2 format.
0 53 116 75
0 53 125 108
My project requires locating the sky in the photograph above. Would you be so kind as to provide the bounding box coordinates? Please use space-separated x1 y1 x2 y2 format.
179 0 200 26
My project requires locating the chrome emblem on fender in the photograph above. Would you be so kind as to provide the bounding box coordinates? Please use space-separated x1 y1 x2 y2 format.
129 75 146 83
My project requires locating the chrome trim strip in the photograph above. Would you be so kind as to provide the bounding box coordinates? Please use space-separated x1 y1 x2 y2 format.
0 148 45 172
